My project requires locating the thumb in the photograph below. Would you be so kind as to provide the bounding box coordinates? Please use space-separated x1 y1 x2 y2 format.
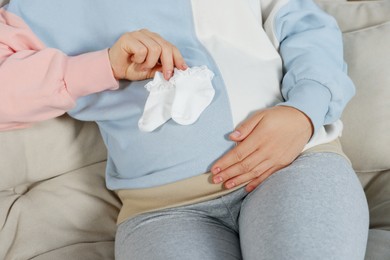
147 65 163 79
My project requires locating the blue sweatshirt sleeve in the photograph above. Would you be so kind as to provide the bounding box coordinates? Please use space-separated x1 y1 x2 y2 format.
272 0 355 133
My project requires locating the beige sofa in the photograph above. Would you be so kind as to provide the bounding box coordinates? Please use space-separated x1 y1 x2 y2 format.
1 0 389 259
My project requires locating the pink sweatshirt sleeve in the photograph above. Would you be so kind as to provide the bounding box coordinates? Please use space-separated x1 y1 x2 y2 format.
0 8 119 131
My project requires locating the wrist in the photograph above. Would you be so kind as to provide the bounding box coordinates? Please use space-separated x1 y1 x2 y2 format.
65 49 119 99
279 105 314 138
107 48 123 80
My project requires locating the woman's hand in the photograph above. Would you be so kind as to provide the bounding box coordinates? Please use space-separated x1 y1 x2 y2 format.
211 106 314 192
108 29 187 81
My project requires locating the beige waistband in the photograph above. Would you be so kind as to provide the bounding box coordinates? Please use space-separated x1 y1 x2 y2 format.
302 138 350 164
116 138 347 224
116 172 245 224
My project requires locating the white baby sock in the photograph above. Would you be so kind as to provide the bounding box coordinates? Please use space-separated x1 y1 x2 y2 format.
138 72 175 132
170 66 215 125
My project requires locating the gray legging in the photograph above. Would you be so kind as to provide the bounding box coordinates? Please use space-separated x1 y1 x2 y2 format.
116 152 369 260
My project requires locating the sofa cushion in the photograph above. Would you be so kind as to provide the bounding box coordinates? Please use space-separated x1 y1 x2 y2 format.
366 229 390 260
0 113 118 260
340 22 390 173
0 161 120 260
0 0 8 7
318 0 390 32
0 116 107 190
364 170 390 231
364 169 390 260
318 0 390 173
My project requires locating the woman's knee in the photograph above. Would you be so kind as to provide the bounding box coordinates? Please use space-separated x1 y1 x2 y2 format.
238 152 369 259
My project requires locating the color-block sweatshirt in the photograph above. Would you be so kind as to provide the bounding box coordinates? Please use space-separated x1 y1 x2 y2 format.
0 0 354 211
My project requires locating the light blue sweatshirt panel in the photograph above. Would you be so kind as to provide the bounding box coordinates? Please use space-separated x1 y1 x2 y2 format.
272 0 355 132
7 0 235 189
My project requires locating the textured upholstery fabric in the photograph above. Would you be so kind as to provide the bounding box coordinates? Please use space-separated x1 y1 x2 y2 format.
341 22 390 173
0 117 107 190
0 118 121 259
319 0 390 173
318 1 390 259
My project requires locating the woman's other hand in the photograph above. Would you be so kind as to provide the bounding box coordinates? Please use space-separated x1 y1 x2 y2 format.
108 29 187 81
211 106 314 192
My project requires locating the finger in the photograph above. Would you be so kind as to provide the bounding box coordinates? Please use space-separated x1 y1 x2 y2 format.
171 45 188 70
229 112 264 142
142 30 188 78
245 166 281 192
146 64 163 78
211 127 265 174
121 33 149 64
212 148 267 184
129 30 168 71
141 30 175 80
160 45 189 79
222 159 273 189
211 142 256 175
159 44 175 80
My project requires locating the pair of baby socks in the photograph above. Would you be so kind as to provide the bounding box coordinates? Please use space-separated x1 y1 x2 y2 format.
138 66 215 132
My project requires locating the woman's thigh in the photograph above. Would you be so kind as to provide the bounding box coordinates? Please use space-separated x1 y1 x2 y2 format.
239 152 369 260
115 202 242 260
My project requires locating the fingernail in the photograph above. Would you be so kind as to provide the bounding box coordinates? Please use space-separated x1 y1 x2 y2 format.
165 70 172 79
211 167 221 174
231 130 241 138
182 63 188 70
213 176 223 184
226 182 236 189
246 186 255 192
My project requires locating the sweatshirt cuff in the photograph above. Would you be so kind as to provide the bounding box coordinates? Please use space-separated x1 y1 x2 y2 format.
64 49 119 99
277 79 331 134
